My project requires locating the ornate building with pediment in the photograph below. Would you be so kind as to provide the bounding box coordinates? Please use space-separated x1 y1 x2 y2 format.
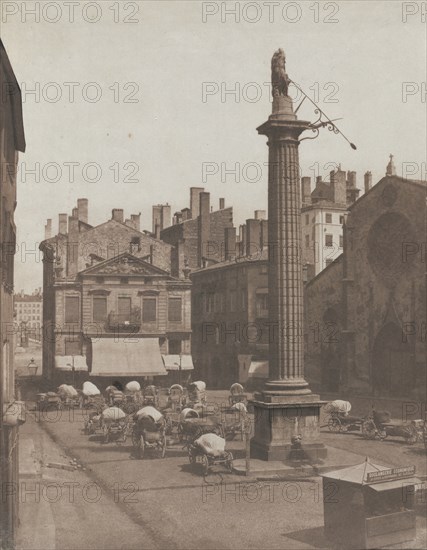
40 204 192 384
304 170 426 400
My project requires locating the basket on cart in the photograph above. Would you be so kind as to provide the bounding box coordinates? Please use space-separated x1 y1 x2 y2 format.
57 384 80 408
81 382 102 409
187 381 207 406
167 384 186 411
178 408 223 443
143 385 159 407
324 400 365 433
228 383 247 406
132 406 166 459
223 402 249 440
37 392 62 411
188 433 233 476
100 406 130 443
105 386 125 407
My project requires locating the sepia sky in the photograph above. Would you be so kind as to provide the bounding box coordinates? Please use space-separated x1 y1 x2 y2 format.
1 0 426 291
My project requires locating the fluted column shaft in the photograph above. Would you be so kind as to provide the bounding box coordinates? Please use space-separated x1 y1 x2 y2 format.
267 137 303 381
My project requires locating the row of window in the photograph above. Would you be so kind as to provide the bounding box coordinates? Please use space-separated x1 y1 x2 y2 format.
304 235 344 248
19 315 41 321
64 295 183 324
201 289 246 314
305 213 345 225
198 290 268 317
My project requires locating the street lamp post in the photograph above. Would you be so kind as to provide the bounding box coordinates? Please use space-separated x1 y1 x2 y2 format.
173 353 183 386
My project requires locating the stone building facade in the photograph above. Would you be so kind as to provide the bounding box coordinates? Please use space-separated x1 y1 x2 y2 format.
0 39 26 549
304 173 426 399
158 187 234 273
301 167 363 279
191 251 269 388
13 289 43 342
40 201 192 385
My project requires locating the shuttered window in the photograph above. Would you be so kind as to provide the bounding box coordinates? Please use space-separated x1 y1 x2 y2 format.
93 296 107 322
168 298 182 322
143 298 156 322
118 297 131 319
65 296 79 323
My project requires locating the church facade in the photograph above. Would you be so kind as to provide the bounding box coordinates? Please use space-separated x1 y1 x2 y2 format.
304 169 426 400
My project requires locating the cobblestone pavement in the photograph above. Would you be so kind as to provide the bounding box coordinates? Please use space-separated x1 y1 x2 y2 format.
16 392 427 550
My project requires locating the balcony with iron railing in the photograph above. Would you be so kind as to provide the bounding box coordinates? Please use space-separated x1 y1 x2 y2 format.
106 309 141 332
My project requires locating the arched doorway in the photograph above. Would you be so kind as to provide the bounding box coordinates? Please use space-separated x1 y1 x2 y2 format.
372 322 413 396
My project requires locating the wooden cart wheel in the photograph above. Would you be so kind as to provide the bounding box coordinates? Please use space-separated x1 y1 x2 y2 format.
405 428 418 446
226 452 234 472
103 424 109 444
138 435 145 459
158 434 166 458
201 454 209 476
328 418 340 433
164 417 172 436
377 428 387 441
131 428 140 448
188 450 196 464
362 420 376 440
119 424 127 443
177 424 184 442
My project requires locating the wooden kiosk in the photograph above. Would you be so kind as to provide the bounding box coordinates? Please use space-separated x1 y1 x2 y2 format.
322 460 421 549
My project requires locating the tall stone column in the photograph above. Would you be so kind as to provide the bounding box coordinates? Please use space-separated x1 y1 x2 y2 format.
250 50 327 461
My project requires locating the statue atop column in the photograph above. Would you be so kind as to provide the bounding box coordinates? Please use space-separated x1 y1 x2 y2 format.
271 48 290 97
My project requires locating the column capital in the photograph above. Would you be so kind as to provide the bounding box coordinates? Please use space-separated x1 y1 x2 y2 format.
257 118 311 141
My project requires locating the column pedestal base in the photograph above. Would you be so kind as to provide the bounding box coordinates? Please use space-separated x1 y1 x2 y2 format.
250 393 328 462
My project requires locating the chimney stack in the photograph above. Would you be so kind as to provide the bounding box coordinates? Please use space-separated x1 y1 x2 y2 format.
131 213 141 232
301 177 312 205
112 209 124 223
181 208 191 221
77 198 88 224
364 171 372 193
246 219 261 256
58 214 68 235
330 169 346 205
72 207 78 219
67 216 79 276
190 187 205 219
347 171 357 188
261 219 268 249
152 204 171 232
219 198 225 210
224 227 236 261
254 210 266 220
45 219 52 240
198 192 210 266
239 224 246 257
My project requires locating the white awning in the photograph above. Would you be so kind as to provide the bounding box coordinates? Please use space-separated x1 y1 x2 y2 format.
162 355 194 371
55 356 88 372
248 360 269 378
90 338 167 377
